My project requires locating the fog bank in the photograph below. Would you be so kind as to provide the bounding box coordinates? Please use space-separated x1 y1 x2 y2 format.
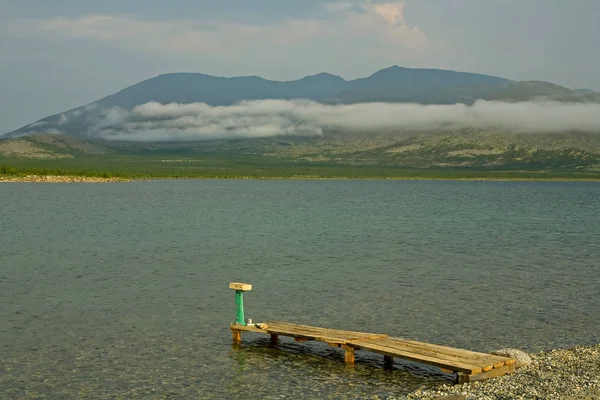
37 99 600 140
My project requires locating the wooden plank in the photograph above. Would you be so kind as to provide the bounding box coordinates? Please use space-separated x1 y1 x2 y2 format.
269 330 349 344
319 337 359 344
372 338 509 371
232 324 313 337
289 329 368 341
268 321 373 334
457 363 515 384
402 339 511 364
399 339 511 365
264 325 344 338
230 323 364 345
230 324 266 333
347 334 389 343
266 322 382 339
351 342 483 374
238 322 386 344
370 338 498 368
229 282 252 291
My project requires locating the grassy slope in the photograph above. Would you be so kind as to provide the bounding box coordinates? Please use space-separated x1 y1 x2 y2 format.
2 132 600 180
3 155 600 180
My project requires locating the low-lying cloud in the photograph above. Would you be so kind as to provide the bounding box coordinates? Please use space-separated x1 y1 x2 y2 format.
48 99 600 141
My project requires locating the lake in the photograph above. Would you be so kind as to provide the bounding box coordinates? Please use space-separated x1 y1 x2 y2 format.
1 180 599 399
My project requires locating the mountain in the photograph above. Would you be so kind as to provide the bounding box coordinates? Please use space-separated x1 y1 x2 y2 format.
5 65 599 140
95 72 349 109
333 65 509 104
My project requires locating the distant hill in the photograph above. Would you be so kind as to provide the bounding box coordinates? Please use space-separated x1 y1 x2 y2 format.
0 134 110 159
5 65 599 140
486 81 600 102
2 131 600 173
96 71 350 109
332 66 509 104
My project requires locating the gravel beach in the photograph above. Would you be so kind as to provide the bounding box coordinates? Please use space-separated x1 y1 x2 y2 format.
400 344 600 400
0 175 129 182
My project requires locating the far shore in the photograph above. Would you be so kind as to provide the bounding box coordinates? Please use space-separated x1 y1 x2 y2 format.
0 175 130 183
1 174 600 183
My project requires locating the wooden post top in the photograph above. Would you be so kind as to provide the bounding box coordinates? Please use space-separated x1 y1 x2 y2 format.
229 282 252 291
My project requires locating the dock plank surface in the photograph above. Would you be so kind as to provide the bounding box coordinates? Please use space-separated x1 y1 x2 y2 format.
234 321 388 344
231 321 515 383
351 338 487 374
355 337 509 372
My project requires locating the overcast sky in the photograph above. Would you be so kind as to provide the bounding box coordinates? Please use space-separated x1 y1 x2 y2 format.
1 0 599 132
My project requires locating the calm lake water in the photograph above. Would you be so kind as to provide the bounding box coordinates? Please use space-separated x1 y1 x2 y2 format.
1 180 599 399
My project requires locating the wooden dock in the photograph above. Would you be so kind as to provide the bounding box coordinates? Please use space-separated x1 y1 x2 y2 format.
227 283 515 384
231 322 515 383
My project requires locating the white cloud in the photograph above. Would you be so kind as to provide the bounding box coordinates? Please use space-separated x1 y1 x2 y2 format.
374 3 405 25
45 100 600 141
3 1 432 60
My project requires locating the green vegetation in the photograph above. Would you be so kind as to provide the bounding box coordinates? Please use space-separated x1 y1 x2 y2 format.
2 154 600 181
2 131 600 181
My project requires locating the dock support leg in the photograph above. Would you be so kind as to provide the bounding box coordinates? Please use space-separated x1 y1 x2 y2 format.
342 345 355 364
384 355 393 367
455 364 515 384
232 329 242 344
270 334 279 344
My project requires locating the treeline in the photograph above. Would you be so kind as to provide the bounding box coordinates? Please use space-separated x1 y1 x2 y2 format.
1 164 126 178
0 164 18 175
2 161 599 181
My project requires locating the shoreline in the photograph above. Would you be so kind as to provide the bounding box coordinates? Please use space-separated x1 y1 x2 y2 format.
402 344 600 400
1 174 600 183
0 175 130 183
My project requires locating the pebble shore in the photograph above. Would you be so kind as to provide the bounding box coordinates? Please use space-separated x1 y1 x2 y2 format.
399 344 600 400
0 175 129 183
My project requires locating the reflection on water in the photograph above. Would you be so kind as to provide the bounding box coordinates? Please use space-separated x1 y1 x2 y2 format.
1 180 599 398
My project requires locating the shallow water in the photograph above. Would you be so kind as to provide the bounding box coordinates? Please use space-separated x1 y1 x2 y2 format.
1 180 599 398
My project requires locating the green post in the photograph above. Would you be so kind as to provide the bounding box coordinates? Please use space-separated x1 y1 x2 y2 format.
229 282 252 326
235 290 246 326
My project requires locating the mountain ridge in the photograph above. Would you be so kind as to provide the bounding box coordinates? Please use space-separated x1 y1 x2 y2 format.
5 65 600 140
